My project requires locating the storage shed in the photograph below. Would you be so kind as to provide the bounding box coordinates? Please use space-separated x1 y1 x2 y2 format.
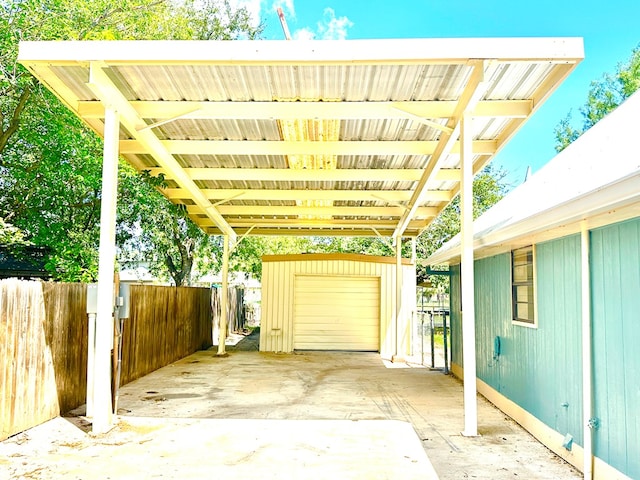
426 90 640 480
260 254 415 359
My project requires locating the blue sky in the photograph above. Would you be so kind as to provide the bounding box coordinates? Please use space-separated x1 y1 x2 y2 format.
235 0 640 187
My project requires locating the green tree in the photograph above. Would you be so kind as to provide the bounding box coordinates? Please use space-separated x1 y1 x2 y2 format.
555 45 640 152
416 165 507 285
117 168 225 286
229 236 317 280
0 0 262 283
0 217 31 250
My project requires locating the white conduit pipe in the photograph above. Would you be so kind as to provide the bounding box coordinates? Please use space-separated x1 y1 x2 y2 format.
581 223 593 480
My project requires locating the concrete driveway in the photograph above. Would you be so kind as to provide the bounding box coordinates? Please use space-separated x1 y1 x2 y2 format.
1 341 581 479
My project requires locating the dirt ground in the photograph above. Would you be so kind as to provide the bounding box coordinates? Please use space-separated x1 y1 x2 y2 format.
1 330 581 479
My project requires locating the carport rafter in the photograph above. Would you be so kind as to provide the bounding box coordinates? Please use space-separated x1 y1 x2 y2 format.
142 167 462 182
119 139 498 156
85 62 237 242
186 205 438 218
393 60 488 238
78 99 533 120
162 188 454 203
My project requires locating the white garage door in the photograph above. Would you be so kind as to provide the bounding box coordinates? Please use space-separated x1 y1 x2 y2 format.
294 275 380 351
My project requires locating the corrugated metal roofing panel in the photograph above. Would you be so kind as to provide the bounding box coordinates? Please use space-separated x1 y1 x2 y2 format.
19 38 584 238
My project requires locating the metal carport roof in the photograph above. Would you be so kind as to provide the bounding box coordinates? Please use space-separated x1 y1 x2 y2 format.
17 37 584 436
18 38 584 240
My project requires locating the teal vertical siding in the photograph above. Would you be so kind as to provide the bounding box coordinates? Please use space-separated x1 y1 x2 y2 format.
591 217 640 479
448 218 639 477
529 236 582 444
473 254 511 392
451 236 583 446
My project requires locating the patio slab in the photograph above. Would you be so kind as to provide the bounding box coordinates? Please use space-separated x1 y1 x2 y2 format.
0 416 435 479
1 346 581 480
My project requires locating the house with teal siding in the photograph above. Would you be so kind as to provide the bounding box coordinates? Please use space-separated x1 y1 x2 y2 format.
426 90 640 480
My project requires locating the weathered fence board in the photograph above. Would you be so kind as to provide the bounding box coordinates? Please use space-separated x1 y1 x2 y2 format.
119 285 212 386
211 286 246 337
42 283 88 415
1 279 59 440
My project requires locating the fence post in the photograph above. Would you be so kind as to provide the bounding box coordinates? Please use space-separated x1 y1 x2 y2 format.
217 235 230 355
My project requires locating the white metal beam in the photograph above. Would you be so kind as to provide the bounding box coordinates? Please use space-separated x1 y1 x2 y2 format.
187 205 438 218
92 107 119 434
205 227 408 237
393 60 488 238
85 62 236 243
394 236 403 361
18 38 585 66
145 167 461 183
217 235 230 356
460 111 478 437
213 218 425 228
78 99 532 120
163 188 453 203
119 139 497 156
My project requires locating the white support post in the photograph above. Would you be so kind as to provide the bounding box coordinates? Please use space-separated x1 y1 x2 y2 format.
460 111 478 437
581 223 593 480
86 312 96 417
217 234 230 356
394 235 403 361
92 108 119 434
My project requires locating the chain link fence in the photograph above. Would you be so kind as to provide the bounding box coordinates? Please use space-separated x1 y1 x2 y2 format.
409 292 450 371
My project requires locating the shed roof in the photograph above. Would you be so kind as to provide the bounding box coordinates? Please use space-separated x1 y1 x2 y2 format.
18 38 583 239
426 89 640 265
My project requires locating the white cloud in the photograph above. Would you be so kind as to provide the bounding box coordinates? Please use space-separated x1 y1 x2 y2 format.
293 27 315 40
291 7 353 40
317 7 353 40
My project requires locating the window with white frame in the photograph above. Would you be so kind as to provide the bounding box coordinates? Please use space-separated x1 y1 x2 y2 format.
512 245 535 325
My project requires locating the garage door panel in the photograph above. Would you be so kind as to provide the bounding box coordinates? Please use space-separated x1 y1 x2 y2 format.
295 333 379 341
294 338 380 351
294 275 380 351
296 308 379 321
295 317 379 327
293 297 378 309
294 323 378 333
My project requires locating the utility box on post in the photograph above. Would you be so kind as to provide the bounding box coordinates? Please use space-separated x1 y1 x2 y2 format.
87 283 98 314
117 283 130 319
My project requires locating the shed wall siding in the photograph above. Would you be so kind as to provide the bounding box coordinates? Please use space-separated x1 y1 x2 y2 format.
260 258 415 358
591 217 640 478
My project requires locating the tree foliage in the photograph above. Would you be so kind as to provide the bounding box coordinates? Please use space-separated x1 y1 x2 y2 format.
555 45 640 152
415 165 507 286
0 0 262 284
0 1 510 287
0 216 31 251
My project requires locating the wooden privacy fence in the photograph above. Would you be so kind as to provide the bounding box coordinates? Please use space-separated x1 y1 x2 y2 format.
211 285 246 335
119 285 212 385
0 280 87 440
1 279 246 441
